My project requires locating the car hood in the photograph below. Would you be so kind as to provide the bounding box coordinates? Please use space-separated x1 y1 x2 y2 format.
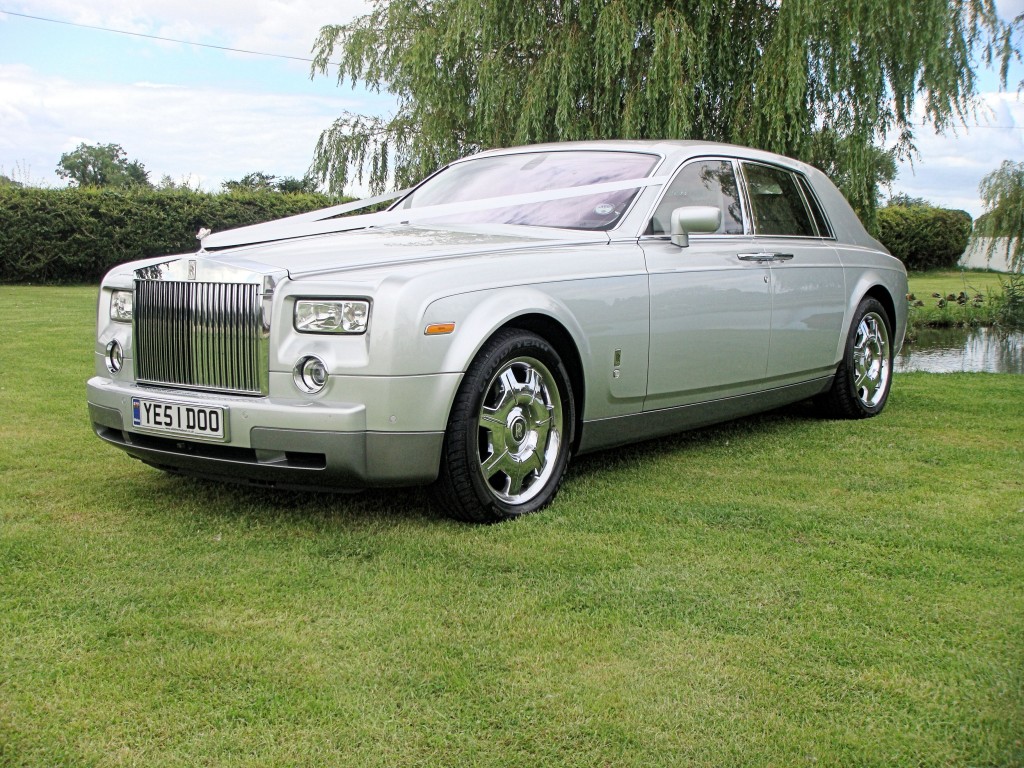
196 224 611 280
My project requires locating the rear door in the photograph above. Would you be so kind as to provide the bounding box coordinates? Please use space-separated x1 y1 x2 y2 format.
740 162 846 384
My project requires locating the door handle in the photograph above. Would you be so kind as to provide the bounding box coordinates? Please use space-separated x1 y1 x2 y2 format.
737 252 794 262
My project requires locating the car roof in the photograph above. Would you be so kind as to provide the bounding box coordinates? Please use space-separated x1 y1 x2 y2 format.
470 139 818 175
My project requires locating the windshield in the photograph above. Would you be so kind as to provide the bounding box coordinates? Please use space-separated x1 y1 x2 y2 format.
395 150 660 230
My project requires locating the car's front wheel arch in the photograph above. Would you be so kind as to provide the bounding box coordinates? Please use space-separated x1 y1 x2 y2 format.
500 314 586 454
433 327 577 523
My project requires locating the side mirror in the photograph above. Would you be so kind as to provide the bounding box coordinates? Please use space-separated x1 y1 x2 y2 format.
670 206 722 247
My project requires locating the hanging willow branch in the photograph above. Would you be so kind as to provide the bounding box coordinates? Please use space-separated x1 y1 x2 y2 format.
309 0 1020 220
977 160 1024 272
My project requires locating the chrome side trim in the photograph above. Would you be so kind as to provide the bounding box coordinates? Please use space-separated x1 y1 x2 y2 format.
577 378 832 454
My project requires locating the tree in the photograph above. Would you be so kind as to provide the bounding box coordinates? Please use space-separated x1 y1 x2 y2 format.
222 171 278 193
976 160 1024 272
0 174 22 189
156 175 202 192
222 172 320 194
56 143 151 188
887 193 932 208
309 0 1020 222
275 175 320 194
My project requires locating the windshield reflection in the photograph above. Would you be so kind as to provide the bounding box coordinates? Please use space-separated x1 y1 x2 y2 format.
397 151 659 231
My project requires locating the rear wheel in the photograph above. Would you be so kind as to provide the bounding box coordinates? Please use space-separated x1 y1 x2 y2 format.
434 329 575 523
817 297 893 419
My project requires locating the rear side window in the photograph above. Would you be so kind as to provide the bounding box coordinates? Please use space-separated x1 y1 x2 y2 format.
797 175 833 238
742 163 816 237
647 160 744 236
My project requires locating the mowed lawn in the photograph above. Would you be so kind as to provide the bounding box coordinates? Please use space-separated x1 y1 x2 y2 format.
907 268 1005 299
1 286 1021 767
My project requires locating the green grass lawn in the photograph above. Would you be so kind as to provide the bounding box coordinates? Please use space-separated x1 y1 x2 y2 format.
1 286 1022 767
907 269 1005 299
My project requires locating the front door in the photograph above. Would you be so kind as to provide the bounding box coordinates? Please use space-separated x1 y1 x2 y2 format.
640 159 772 410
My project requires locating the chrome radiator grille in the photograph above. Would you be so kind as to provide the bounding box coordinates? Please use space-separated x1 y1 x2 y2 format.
133 280 266 395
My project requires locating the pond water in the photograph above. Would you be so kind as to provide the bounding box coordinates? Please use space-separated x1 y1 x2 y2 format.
896 327 1024 374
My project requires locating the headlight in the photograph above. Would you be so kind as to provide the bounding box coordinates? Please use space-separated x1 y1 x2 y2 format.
294 299 370 334
110 290 133 322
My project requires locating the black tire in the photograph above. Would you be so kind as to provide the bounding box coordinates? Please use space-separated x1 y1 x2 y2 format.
434 329 575 523
817 297 894 419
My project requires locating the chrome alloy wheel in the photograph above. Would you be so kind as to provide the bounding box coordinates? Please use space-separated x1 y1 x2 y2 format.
476 356 564 505
852 311 891 408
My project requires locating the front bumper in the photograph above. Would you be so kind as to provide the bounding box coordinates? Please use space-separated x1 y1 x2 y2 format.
87 376 452 490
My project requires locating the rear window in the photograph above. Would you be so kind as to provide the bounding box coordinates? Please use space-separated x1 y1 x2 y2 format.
797 175 834 238
742 163 816 237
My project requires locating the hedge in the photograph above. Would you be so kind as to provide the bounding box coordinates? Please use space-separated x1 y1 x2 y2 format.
0 187 342 284
2 188 976 283
876 204 973 271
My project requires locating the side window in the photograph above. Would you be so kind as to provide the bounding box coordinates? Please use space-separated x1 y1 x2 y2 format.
742 163 816 237
797 175 833 238
647 160 744 236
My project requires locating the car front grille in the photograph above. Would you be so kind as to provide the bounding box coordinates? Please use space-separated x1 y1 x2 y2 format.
133 279 267 395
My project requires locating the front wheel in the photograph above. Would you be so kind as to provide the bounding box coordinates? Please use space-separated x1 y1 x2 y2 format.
817 297 894 419
434 330 575 523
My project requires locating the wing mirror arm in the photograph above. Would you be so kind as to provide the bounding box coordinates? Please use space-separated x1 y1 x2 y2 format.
670 206 722 248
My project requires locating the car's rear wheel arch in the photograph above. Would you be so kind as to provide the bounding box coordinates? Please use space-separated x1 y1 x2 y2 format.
499 314 586 453
818 294 895 419
837 283 897 362
862 285 896 334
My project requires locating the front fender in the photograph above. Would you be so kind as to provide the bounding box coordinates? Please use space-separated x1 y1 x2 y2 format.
426 287 591 376
423 274 651 424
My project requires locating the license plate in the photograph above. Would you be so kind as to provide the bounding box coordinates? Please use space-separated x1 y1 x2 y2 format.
131 397 228 441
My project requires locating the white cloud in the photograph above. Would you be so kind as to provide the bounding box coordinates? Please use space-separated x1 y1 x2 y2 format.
0 63 364 189
996 0 1024 18
0 1 381 189
2 0 370 62
892 92 1024 216
132 81 187 89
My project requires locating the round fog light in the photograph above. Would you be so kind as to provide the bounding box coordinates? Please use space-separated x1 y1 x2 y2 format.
294 355 329 394
105 339 123 374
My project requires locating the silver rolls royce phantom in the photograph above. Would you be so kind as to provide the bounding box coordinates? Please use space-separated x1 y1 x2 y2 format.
87 141 908 522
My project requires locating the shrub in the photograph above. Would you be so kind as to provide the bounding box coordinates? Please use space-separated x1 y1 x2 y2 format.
0 187 341 284
876 204 973 271
993 273 1024 327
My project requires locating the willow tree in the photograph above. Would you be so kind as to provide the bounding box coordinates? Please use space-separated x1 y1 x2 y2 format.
310 0 1019 220
976 160 1024 272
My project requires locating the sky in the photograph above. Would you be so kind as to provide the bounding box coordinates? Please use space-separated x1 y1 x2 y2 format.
0 0 1022 214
